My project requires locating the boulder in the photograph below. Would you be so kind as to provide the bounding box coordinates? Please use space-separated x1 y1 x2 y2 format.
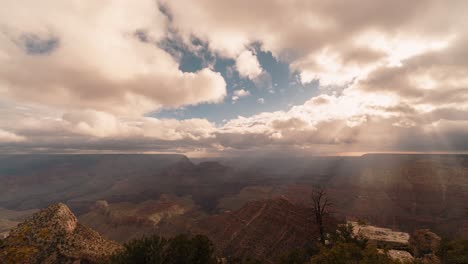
409 229 441 258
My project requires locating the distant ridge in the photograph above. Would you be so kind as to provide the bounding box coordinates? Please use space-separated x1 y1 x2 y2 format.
0 154 193 211
361 152 468 157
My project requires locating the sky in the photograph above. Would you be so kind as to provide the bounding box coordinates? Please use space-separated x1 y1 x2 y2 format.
0 0 467 157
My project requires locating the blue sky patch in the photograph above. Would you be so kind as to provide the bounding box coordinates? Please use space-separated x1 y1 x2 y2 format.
151 39 319 124
21 34 59 55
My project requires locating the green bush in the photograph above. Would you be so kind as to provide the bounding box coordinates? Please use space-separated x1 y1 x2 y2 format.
279 241 320 264
309 242 400 264
109 234 216 264
329 223 367 249
279 248 309 264
224 256 263 264
308 224 400 264
437 238 468 264
112 235 167 264
165 234 216 264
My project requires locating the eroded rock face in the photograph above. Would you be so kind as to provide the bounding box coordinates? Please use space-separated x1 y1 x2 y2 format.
386 250 414 263
409 229 441 258
349 222 444 263
418 253 441 264
349 221 410 250
194 197 319 263
0 207 38 240
0 203 122 264
79 195 204 242
350 221 415 262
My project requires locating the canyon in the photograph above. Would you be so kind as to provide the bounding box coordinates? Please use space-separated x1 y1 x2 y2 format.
0 154 466 261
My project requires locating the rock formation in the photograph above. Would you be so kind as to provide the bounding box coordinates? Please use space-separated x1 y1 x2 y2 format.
409 229 441 258
350 221 414 262
194 197 318 263
349 221 410 250
0 203 121 263
79 195 204 242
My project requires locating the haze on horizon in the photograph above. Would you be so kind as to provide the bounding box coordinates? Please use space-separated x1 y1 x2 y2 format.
0 0 467 157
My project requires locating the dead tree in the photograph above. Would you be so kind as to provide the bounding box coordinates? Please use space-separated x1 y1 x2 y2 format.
311 187 332 244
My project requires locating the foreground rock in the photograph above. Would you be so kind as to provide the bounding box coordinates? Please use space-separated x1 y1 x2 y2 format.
383 249 414 263
350 221 415 262
0 203 122 263
349 222 444 263
349 221 410 250
409 229 441 258
0 207 38 239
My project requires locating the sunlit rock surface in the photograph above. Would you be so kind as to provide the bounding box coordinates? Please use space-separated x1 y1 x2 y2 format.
349 221 410 250
0 203 121 263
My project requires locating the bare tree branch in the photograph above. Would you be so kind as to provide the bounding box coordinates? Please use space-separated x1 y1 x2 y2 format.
311 187 332 244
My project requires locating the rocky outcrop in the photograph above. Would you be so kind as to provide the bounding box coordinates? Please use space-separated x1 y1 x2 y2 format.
349 222 444 263
339 155 468 238
349 221 410 250
0 207 38 240
194 197 318 263
385 249 414 263
350 221 415 262
409 229 441 258
418 253 441 264
0 203 122 263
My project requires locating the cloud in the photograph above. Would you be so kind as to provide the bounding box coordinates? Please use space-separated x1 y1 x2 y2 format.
355 35 468 107
0 129 25 143
1 87 468 154
233 89 250 97
215 89 468 153
0 105 219 154
163 0 466 86
235 50 263 79
0 0 468 155
62 110 140 138
232 89 251 102
0 0 227 115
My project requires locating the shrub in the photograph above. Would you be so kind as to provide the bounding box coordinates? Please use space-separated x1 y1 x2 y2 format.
309 224 399 264
164 234 216 264
329 223 367 249
109 234 216 264
409 229 441 258
437 238 468 264
309 242 400 264
279 248 309 264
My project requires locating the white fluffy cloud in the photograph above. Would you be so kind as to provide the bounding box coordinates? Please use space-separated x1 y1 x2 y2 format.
235 50 263 79
0 105 220 154
0 129 25 143
232 89 251 102
0 0 226 115
162 0 466 86
216 89 468 153
62 110 140 138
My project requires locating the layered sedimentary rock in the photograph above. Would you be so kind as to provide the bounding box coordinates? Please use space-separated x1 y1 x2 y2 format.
0 203 121 264
349 221 410 250
194 197 318 263
79 195 206 242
